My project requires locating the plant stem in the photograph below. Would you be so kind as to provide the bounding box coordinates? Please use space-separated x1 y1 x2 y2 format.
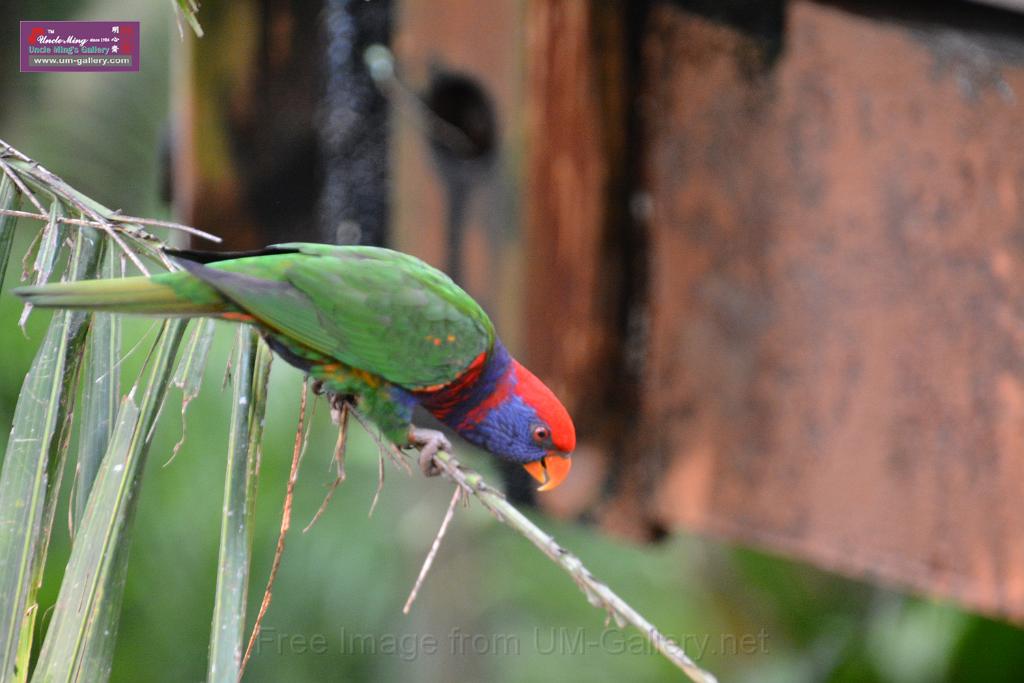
348 408 718 683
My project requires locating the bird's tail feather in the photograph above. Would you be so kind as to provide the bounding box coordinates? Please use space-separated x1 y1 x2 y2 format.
13 272 226 316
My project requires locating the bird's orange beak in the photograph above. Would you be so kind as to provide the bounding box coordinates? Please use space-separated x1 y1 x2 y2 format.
523 453 572 492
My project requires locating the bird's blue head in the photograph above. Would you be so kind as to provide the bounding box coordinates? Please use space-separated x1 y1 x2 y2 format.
444 343 575 491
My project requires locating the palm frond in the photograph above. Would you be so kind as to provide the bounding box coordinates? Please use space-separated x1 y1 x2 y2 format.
74 243 122 530
31 321 185 681
0 231 101 682
0 139 198 683
173 318 217 402
18 203 62 329
0 174 19 294
208 327 272 681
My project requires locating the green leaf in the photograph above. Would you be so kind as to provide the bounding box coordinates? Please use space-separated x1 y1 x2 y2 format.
168 318 216 462
207 328 272 682
31 206 62 284
0 230 101 683
74 242 122 529
173 318 216 404
19 203 63 330
32 320 186 683
45 398 139 682
0 174 20 294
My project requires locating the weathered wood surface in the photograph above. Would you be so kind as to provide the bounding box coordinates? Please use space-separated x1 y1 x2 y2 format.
394 0 1024 621
633 1 1024 621
521 1 633 518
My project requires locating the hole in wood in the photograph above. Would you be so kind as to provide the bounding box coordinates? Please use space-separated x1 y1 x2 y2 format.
424 71 497 161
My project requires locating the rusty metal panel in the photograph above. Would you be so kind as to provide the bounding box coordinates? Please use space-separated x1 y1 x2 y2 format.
635 0 1024 620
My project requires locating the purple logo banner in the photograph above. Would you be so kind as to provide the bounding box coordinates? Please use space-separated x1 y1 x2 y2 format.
20 21 139 73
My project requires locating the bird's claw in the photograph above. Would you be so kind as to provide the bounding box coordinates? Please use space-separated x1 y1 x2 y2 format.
408 427 451 478
418 450 441 478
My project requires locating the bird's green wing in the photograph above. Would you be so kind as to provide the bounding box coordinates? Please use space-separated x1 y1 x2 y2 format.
194 243 495 389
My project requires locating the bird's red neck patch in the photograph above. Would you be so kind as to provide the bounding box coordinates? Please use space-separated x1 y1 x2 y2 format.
416 341 576 455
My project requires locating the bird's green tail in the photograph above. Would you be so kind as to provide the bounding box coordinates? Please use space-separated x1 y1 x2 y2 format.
13 271 228 316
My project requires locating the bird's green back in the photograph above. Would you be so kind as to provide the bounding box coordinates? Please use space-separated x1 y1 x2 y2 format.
193 243 495 389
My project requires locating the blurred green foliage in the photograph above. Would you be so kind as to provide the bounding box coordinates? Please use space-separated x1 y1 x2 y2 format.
3 0 1024 681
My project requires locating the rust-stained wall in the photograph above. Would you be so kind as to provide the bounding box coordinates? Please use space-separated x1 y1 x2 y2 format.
633 1 1024 621
522 0 634 516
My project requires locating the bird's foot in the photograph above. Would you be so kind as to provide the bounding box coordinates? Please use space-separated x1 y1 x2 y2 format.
408 427 451 478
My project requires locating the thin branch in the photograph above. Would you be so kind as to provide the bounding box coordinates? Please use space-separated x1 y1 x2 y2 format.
240 379 308 678
350 406 719 683
0 160 47 215
142 237 177 271
107 213 222 243
0 141 149 273
368 453 385 518
402 485 461 614
302 403 349 534
0 208 221 243
332 402 350 483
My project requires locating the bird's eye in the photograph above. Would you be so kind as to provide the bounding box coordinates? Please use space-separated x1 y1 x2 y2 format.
532 426 550 443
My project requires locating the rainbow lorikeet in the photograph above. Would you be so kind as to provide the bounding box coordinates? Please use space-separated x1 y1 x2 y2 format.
15 243 575 490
